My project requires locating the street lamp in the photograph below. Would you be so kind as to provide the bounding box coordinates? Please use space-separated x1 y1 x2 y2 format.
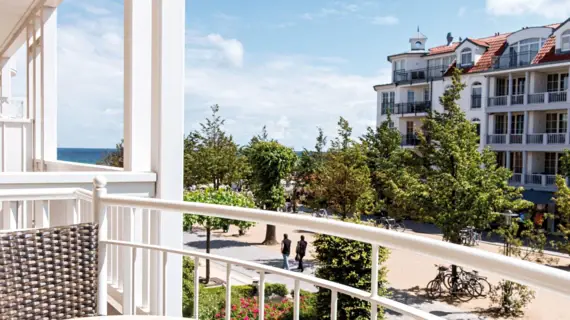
501 210 519 257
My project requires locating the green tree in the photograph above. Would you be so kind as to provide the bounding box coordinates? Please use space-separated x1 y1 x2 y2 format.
404 69 530 281
313 222 389 319
360 114 421 217
98 139 124 168
184 105 243 190
313 118 375 219
246 137 297 245
183 188 256 283
293 128 328 211
554 175 570 254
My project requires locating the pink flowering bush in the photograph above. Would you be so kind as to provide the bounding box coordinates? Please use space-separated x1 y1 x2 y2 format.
216 295 316 320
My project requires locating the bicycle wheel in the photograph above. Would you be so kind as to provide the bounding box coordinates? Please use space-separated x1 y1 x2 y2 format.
451 281 473 302
395 222 406 232
477 278 492 297
443 273 454 290
467 279 484 298
426 280 442 299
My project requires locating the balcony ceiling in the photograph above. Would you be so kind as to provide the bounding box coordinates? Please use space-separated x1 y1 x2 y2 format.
0 0 62 65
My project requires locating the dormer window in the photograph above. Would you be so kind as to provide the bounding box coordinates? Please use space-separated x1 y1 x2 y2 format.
415 41 423 49
461 48 473 66
562 30 570 52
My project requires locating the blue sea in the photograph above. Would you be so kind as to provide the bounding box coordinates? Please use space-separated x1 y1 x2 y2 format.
58 148 114 164
58 148 304 165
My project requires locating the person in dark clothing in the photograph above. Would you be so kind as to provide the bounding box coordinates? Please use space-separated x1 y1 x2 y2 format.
296 235 308 272
281 234 292 270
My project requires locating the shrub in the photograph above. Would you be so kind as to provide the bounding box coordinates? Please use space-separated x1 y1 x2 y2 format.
217 296 317 320
266 283 289 297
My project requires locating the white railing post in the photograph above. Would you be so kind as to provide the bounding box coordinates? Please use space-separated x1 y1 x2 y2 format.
543 133 548 145
330 289 338 320
225 263 232 320
293 279 300 320
545 92 549 103
542 175 547 186
93 176 108 316
194 257 200 319
258 271 265 320
370 244 379 319
123 207 135 315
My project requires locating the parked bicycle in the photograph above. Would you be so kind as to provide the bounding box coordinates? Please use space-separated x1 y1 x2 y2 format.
312 208 330 218
375 217 405 232
426 265 491 301
459 226 481 246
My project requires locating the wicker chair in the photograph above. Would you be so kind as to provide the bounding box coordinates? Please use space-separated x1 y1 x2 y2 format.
0 223 99 319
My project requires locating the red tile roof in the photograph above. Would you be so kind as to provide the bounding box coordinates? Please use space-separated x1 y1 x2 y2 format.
424 22 570 74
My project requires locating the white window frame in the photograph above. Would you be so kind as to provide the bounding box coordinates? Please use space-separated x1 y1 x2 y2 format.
461 48 472 66
562 30 570 52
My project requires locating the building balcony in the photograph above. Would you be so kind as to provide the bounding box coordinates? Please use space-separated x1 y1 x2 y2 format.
1 178 570 319
488 96 508 107
487 133 567 147
381 101 431 116
491 50 538 70
401 133 420 146
488 91 569 111
393 66 449 84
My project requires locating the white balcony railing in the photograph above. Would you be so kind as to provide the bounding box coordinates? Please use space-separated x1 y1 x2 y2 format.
487 134 506 144
4 178 570 319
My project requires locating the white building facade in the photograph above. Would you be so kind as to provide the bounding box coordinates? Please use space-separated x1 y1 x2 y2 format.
375 21 570 211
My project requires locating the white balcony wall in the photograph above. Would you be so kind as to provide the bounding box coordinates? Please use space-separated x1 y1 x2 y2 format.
528 151 545 174
531 71 548 93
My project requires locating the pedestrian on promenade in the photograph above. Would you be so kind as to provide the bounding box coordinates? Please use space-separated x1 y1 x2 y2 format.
295 235 308 272
281 233 292 270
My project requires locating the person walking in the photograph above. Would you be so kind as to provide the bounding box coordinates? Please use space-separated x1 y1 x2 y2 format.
296 235 308 272
281 234 292 270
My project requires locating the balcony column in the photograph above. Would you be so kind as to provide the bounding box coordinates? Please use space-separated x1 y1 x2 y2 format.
149 0 185 316
485 76 492 107
568 65 570 102
507 73 513 106
507 111 512 144
484 113 489 145
32 8 58 170
123 0 152 310
522 151 527 184
524 71 529 105
523 111 529 144
506 151 511 170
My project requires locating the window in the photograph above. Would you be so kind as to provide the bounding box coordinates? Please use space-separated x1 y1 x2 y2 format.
496 78 507 96
381 92 395 114
461 48 472 66
471 82 482 108
562 30 570 52
407 91 415 103
511 152 523 174
546 113 567 133
494 114 506 134
545 152 558 175
387 121 394 129
424 88 430 102
496 152 506 168
511 114 524 134
548 74 560 92
415 41 423 49
406 121 414 134
394 60 405 70
512 77 526 95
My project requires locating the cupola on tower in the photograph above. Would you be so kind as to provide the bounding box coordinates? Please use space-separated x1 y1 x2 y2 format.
409 27 427 51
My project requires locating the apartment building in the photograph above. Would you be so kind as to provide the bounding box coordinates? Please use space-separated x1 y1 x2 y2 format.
374 21 570 218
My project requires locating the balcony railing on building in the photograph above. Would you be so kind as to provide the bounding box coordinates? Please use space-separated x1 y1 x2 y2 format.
488 96 507 107
471 95 482 109
509 173 522 184
524 174 559 186
509 134 523 144
394 101 431 115
526 91 568 105
511 94 524 105
487 134 506 144
401 133 420 146
492 50 539 70
393 65 449 84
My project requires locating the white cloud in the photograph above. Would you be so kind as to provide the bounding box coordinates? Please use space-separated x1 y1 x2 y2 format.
11 0 388 149
371 16 399 25
458 6 467 17
486 0 570 19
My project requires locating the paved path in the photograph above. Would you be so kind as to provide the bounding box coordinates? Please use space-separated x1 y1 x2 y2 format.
183 230 485 319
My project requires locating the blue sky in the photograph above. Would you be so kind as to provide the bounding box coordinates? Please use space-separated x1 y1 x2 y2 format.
12 0 570 149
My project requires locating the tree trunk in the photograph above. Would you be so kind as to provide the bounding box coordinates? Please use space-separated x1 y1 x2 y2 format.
205 227 211 283
262 224 278 245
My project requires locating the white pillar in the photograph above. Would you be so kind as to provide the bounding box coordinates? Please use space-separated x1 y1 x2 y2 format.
40 7 58 161
124 0 152 308
507 111 512 144
523 111 529 144
522 151 527 184
507 73 513 105
150 0 185 316
124 0 152 172
524 71 529 105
